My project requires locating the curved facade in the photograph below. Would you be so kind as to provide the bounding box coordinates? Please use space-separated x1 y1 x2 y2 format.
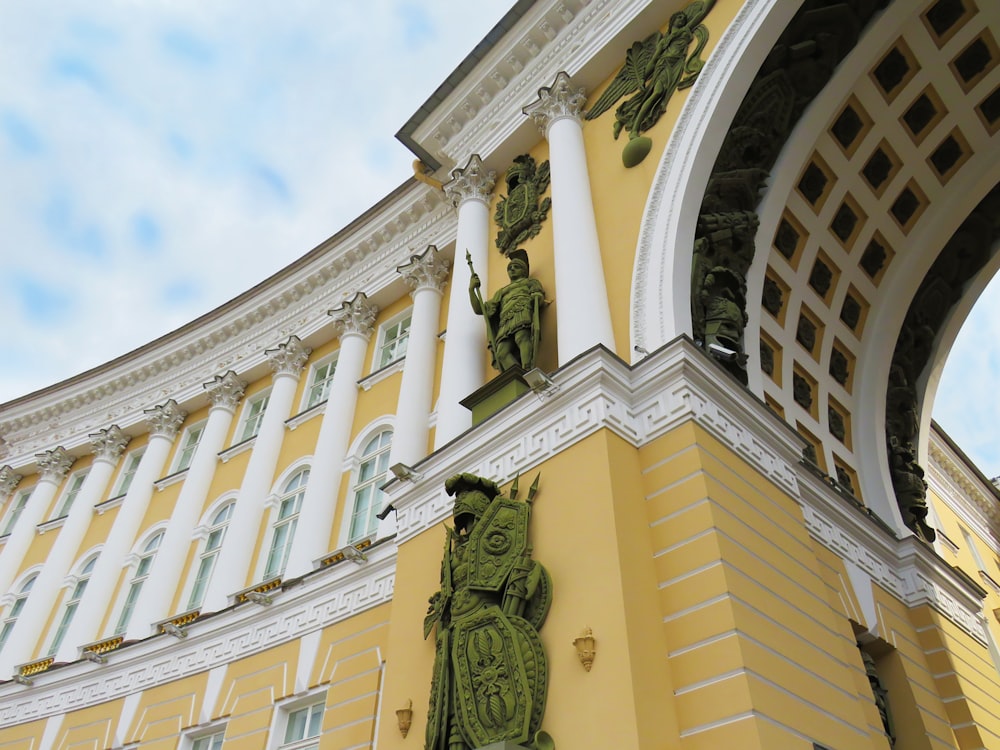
1 1 999 748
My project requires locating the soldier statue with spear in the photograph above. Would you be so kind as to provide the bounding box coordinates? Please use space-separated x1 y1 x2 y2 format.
467 249 545 372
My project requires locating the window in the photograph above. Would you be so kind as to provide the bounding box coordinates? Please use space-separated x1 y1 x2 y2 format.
191 731 225 750
114 531 163 635
55 471 89 518
115 450 145 497
2 490 31 536
304 355 338 409
281 701 324 750
348 431 392 543
0 574 37 653
176 422 206 472
187 502 234 610
376 312 411 369
48 557 96 655
238 392 270 443
264 470 309 579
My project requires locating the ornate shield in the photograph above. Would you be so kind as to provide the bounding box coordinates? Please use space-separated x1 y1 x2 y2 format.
467 496 529 592
502 183 534 229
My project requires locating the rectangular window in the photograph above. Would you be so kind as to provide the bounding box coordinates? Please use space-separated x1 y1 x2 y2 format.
376 312 412 369
305 355 338 409
175 422 206 472
282 701 324 750
2 491 30 535
115 450 145 497
56 471 89 518
191 731 225 750
239 393 270 443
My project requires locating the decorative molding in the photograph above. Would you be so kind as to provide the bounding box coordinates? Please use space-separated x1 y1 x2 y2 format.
0 467 22 499
286 402 326 431
265 336 312 379
329 293 379 341
153 470 189 492
522 71 587 136
204 371 247 412
35 447 74 483
928 438 1000 558
218 437 256 464
143 400 187 440
397 245 450 295
89 426 130 463
442 154 496 208
36 517 66 535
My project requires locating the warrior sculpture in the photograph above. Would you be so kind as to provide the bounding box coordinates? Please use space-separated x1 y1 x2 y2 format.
424 473 552 750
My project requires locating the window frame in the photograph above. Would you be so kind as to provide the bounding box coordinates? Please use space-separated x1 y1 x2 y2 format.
0 572 39 654
186 727 227 750
373 308 413 371
55 470 89 519
268 692 326 750
345 429 393 545
236 389 272 444
302 353 339 411
2 489 31 536
112 529 165 636
46 555 98 656
113 448 145 498
185 499 236 612
174 420 208 473
262 468 310 580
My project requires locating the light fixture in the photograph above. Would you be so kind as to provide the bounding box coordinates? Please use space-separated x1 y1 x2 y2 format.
522 368 557 394
11 674 32 686
375 502 396 521
82 650 107 665
245 590 273 606
396 698 413 738
341 545 368 565
390 463 422 482
572 626 596 672
161 622 187 639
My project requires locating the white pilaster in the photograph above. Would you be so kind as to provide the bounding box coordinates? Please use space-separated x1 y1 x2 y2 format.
392 246 449 466
128 371 246 629
0 447 74 597
285 294 378 577
202 337 310 609
436 155 497 447
523 71 615 363
4 427 128 673
64 400 185 650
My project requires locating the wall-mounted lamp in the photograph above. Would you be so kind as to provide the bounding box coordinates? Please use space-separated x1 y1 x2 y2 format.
376 502 396 521
396 698 413 738
523 368 558 394
82 650 107 665
245 590 273 606
161 622 187 639
390 463 422 482
339 545 368 565
11 674 32 686
573 626 596 672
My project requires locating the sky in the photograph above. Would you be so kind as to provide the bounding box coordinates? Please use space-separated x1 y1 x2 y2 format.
0 1 997 478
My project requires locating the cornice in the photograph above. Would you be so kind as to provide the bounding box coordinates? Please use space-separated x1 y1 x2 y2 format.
0 183 454 468
927 436 1000 557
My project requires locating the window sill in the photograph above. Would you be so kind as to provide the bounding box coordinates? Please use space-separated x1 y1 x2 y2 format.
359 357 405 391
154 468 190 491
219 435 257 463
37 516 66 534
94 494 126 515
286 400 326 430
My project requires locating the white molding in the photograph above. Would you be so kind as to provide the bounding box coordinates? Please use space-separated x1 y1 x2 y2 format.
359 358 406 392
927 435 1000 559
153 469 189 492
218 437 256 464
0 543 395 727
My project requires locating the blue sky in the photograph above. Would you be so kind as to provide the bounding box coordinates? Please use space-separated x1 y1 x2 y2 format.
0 1 997 478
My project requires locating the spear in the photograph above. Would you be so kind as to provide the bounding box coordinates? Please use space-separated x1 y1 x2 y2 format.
467 251 499 359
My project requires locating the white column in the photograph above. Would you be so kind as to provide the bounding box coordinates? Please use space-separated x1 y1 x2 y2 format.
392 246 449 466
129 371 246 628
285 293 378 577
0 448 74 597
64 400 185 649
0 466 22 503
436 156 496 447
202 336 310 609
3 427 128 673
523 71 615 363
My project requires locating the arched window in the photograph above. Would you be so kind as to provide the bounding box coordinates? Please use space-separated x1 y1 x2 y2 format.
0 574 37 653
186 502 235 611
48 556 96 655
114 531 163 635
348 430 392 543
263 469 310 579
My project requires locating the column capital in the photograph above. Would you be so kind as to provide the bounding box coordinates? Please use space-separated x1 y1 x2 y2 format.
144 399 188 439
266 335 312 378
35 446 75 482
205 370 247 411
89 425 130 462
443 154 496 208
329 292 379 340
0 466 22 498
522 71 587 136
398 245 450 295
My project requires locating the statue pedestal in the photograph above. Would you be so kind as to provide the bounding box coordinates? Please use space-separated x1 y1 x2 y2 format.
460 367 531 425
476 743 531 750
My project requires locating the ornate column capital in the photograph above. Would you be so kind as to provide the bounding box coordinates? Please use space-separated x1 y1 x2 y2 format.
522 71 587 136
329 292 379 340
443 154 497 209
266 335 312 378
89 425 130 462
398 245 450 296
0 465 22 498
144 399 188 439
205 370 247 411
35 446 75 482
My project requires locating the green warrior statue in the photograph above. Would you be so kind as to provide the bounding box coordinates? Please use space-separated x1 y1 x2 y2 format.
424 473 552 750
469 249 545 372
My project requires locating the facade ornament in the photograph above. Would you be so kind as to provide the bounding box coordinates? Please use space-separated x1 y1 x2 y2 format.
397 245 450 295
523 70 587 135
0 436 8 461
204 370 247 411
35 446 75 482
0 465 22 498
469 249 546 372
265 335 311 378
89 425 130 462
329 292 379 340
144 399 188 439
396 699 413 738
443 154 496 208
584 0 716 167
572 627 596 672
493 155 551 256
424 473 551 750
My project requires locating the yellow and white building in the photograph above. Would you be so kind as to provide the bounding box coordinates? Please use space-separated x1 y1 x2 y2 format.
1 0 1000 748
